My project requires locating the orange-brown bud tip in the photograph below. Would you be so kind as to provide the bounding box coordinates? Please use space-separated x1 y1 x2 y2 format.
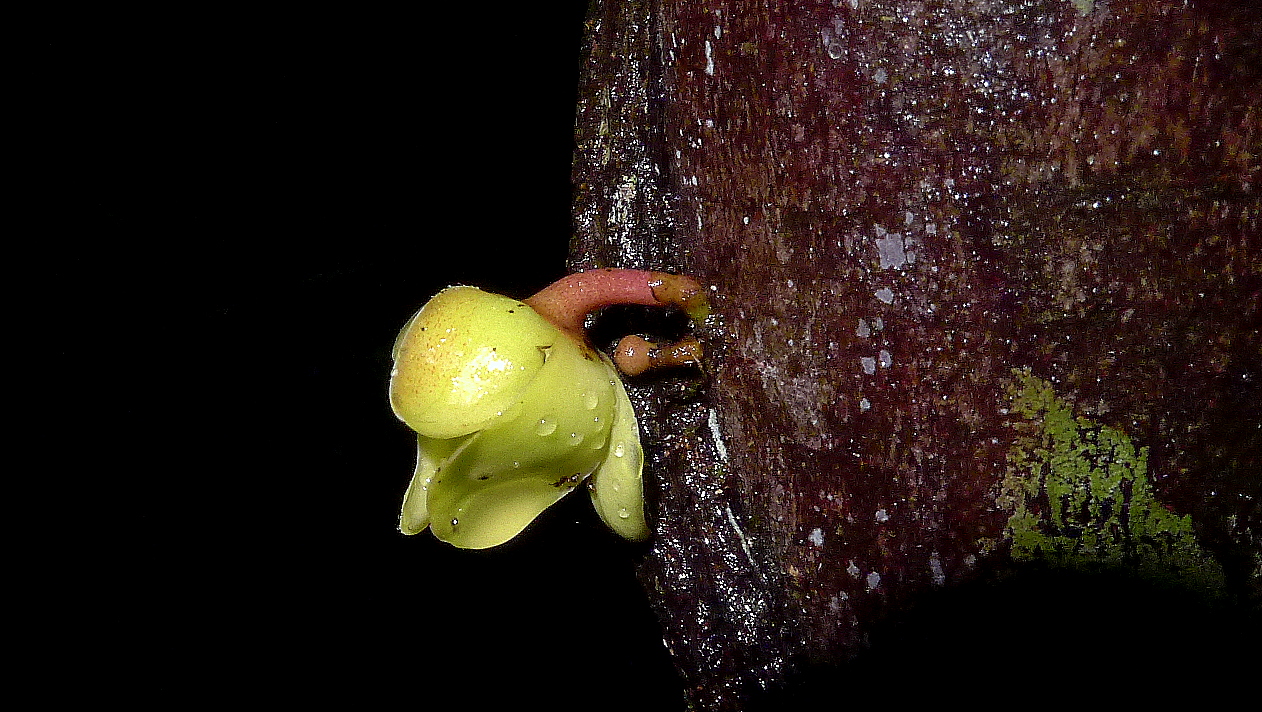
613 335 657 376
613 335 704 376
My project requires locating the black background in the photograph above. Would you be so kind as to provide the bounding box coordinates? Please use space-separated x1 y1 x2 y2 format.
42 4 683 709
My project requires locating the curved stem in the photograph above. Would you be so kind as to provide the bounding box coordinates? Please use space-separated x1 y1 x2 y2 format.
525 268 709 336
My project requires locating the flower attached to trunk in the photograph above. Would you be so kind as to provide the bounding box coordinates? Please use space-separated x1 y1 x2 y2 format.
389 269 707 548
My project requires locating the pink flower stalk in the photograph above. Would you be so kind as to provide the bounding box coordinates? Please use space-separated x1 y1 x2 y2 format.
524 268 708 375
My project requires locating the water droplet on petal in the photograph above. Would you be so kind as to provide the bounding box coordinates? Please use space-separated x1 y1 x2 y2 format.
568 432 584 447
612 442 626 458
584 392 600 410
536 418 557 436
617 508 630 519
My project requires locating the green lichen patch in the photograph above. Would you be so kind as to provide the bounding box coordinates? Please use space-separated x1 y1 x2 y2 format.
998 369 1226 594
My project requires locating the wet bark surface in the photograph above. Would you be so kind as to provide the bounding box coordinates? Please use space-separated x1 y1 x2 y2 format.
572 1 1259 708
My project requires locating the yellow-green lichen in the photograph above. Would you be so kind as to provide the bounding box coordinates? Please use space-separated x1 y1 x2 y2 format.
998 369 1225 593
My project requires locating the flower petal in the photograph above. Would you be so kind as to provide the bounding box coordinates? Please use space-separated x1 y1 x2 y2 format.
398 434 470 535
390 286 559 440
422 335 618 548
589 370 648 542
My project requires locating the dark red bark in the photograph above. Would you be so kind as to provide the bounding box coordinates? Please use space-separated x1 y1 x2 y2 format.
571 1 1259 708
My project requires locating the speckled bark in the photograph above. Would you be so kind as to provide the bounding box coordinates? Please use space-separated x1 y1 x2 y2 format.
572 1 1259 709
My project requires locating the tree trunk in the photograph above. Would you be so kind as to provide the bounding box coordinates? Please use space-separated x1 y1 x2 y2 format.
571 1 1259 708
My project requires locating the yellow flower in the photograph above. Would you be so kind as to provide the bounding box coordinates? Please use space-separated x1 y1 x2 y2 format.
390 286 645 548
389 269 706 549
